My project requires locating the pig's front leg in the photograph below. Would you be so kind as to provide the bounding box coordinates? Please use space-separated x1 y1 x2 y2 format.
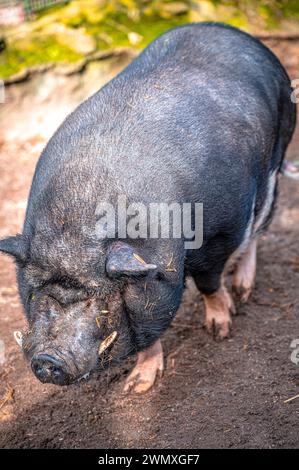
202 284 235 339
124 339 164 394
194 272 235 339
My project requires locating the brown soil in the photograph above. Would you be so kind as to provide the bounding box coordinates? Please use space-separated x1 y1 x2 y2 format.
0 39 299 449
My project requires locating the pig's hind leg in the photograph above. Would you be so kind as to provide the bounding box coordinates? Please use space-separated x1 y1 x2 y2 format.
231 167 279 302
200 237 257 339
232 238 257 303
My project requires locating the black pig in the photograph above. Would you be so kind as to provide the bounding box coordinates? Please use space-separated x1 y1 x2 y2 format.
0 23 296 392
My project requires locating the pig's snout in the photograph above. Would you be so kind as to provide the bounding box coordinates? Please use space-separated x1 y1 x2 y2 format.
31 354 71 386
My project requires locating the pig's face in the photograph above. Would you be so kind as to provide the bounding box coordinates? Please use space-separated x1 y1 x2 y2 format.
21 288 126 385
0 235 157 386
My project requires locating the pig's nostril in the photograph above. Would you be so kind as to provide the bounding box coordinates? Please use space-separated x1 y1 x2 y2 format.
31 354 70 385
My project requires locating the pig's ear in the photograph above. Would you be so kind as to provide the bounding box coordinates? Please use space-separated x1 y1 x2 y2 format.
0 235 29 263
106 242 157 277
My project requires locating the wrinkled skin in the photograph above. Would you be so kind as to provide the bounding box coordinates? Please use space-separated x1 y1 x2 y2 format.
12 229 182 385
14 232 181 385
22 288 127 385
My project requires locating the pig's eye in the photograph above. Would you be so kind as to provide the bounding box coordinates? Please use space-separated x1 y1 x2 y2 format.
153 271 165 281
47 293 65 307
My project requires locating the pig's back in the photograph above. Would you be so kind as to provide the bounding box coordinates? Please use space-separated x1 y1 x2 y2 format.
26 23 295 240
104 22 294 216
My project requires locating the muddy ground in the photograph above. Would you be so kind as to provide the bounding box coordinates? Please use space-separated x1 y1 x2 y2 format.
0 39 299 449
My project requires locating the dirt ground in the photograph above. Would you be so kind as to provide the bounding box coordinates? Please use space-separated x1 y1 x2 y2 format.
0 39 299 449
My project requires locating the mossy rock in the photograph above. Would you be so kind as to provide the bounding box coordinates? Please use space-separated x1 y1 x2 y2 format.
0 35 83 79
42 23 97 55
0 0 189 80
1 0 299 81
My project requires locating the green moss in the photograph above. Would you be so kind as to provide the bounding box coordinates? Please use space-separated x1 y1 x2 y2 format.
257 4 280 30
209 0 299 26
84 8 189 51
279 0 299 21
225 15 248 30
0 0 189 79
0 36 83 79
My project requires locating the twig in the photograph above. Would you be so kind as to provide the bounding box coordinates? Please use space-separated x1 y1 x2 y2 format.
0 385 14 411
256 33 299 41
284 393 299 404
167 344 186 368
166 253 177 273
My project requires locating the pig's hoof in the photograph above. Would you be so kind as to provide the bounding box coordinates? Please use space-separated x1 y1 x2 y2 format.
123 339 164 394
232 239 257 304
232 283 252 303
124 366 163 394
203 286 234 340
204 314 232 339
232 268 255 303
